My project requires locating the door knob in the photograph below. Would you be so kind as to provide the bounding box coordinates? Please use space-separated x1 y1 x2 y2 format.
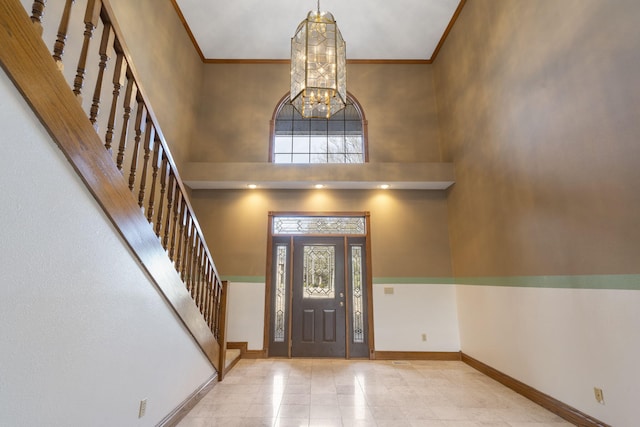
340 292 344 298
340 301 344 306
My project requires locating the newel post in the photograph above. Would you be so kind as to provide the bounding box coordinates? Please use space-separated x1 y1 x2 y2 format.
217 280 229 381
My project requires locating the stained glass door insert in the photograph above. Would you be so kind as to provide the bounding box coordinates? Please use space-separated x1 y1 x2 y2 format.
351 245 364 343
303 245 335 299
347 239 369 358
274 245 288 342
269 238 291 357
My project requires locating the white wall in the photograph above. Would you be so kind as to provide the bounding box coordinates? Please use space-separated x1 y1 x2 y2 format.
456 284 640 427
373 283 460 352
0 68 215 426
225 281 462 353
226 282 266 350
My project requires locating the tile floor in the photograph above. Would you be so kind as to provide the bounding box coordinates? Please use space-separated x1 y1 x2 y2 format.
178 359 574 427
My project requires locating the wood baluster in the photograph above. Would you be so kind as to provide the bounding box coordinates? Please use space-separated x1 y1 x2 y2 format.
200 251 208 314
185 219 196 292
175 197 186 274
180 215 191 283
203 264 210 324
206 262 213 327
190 223 199 296
213 279 218 331
30 0 47 34
212 278 219 336
202 263 209 322
201 254 209 316
155 154 168 237
189 221 198 293
204 279 211 328
163 173 175 250
192 234 201 300
146 138 161 224
212 284 218 337
211 277 217 331
210 273 216 330
128 97 146 191
197 243 205 311
176 197 187 274
201 254 208 316
212 280 218 337
169 188 181 261
52 0 75 69
89 21 115 129
73 0 102 99
104 50 125 152
178 214 188 281
205 265 213 326
137 120 153 208
116 74 136 171
214 280 221 338
193 241 202 306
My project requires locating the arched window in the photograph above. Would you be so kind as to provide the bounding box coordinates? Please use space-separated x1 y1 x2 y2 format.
270 93 368 163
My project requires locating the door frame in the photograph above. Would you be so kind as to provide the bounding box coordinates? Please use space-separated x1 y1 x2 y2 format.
263 211 375 359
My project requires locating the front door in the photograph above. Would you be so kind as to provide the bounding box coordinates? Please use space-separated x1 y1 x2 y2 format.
291 237 346 357
266 213 372 359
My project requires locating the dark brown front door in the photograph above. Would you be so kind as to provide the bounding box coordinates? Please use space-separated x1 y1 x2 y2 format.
291 237 346 357
266 214 372 359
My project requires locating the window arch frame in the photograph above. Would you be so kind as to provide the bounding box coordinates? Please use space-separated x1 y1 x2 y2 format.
269 91 369 163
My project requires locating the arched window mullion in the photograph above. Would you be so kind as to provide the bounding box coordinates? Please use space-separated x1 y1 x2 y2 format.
270 92 367 164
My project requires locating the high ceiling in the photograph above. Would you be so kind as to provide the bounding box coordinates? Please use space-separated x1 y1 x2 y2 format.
173 0 464 62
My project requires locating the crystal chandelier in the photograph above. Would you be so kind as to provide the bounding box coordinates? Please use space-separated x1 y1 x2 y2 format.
290 1 346 119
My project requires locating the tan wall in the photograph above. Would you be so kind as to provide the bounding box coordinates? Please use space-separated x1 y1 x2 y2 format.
434 0 640 276
191 63 442 163
189 63 449 276
109 0 203 171
191 189 452 278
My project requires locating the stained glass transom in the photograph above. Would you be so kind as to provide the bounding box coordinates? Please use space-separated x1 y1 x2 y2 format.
274 245 288 342
273 216 365 235
303 245 335 299
351 245 364 343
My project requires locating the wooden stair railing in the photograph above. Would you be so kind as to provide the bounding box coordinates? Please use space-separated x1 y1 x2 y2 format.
0 0 227 375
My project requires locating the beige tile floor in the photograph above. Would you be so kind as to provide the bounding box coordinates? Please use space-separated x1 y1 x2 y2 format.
178 359 574 427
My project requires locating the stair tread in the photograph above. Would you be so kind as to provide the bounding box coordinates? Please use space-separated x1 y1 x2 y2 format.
224 349 241 370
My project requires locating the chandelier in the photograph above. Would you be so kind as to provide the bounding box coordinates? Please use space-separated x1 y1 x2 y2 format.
290 1 346 119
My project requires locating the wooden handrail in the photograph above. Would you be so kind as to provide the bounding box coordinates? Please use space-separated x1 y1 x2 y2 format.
96 0 219 284
0 0 227 373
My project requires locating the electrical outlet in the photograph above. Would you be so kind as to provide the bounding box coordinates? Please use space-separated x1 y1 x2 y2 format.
421 333 427 342
139 399 147 418
593 387 604 404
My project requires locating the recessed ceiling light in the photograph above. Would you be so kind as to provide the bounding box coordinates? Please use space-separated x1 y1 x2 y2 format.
247 184 258 189
379 184 390 189
314 184 325 189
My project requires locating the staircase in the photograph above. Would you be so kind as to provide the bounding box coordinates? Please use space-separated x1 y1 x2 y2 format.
0 0 230 378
